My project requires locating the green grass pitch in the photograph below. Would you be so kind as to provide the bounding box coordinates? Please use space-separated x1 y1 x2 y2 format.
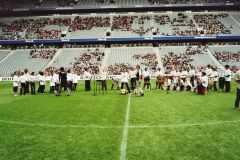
0 81 240 160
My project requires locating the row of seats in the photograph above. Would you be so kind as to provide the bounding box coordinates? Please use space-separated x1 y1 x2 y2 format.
0 50 52 77
209 45 240 67
1 13 240 40
51 48 105 68
0 50 11 61
159 46 220 69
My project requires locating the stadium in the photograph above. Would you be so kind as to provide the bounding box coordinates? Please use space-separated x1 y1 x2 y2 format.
0 0 240 159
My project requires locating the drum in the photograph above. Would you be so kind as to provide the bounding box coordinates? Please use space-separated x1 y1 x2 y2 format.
156 76 164 83
209 78 214 86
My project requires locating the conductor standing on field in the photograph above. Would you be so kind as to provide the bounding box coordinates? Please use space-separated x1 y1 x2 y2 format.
57 67 70 96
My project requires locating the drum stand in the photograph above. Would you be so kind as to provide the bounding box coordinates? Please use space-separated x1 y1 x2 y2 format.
93 79 107 96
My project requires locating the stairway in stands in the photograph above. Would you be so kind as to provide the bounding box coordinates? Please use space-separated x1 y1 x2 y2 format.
153 47 164 72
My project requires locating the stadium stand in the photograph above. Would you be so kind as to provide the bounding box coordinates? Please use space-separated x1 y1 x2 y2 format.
209 45 240 72
0 12 239 40
0 50 11 62
0 43 239 76
0 49 56 77
159 46 223 73
0 1 239 77
106 47 158 75
51 48 105 74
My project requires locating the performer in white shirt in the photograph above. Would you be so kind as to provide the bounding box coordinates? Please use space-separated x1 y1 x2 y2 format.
19 72 26 96
83 68 92 91
67 69 74 91
13 71 19 96
197 72 208 95
174 69 181 77
24 69 30 94
130 68 136 90
188 66 196 87
165 75 172 94
135 65 142 88
111 75 121 90
155 68 164 90
54 70 60 93
169 68 176 77
185 77 192 92
50 70 56 94
101 68 108 91
30 72 36 95
39 71 46 95
72 71 78 91
143 68 151 90
180 68 188 81
219 73 225 92
120 69 131 93
205 65 213 77
224 65 231 93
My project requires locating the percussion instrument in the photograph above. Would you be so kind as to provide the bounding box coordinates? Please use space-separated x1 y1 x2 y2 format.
209 78 214 86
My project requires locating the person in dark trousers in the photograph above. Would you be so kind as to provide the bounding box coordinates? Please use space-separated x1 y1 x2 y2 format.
143 68 151 90
13 71 19 97
57 67 70 96
129 68 136 90
189 66 196 87
219 74 225 92
120 69 131 93
111 76 120 90
155 68 163 90
83 68 92 91
67 69 73 91
197 72 208 96
224 65 231 93
39 71 46 95
234 69 240 109
101 69 108 91
24 69 30 93
36 71 41 93
72 71 78 91
50 70 56 94
19 72 26 96
30 72 36 95
212 68 219 92
135 65 142 88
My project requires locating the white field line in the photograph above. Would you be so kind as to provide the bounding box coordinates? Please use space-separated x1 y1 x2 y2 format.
0 119 240 129
120 93 131 160
128 120 240 128
0 119 122 129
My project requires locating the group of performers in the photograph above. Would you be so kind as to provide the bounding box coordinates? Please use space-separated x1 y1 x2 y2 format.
111 64 233 96
12 67 108 97
13 67 78 96
10 64 240 108
152 65 230 95
11 64 236 98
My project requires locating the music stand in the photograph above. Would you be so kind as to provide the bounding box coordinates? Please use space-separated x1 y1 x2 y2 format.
93 75 107 96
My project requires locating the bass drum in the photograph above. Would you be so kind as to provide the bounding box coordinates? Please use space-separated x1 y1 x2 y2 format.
156 76 164 84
